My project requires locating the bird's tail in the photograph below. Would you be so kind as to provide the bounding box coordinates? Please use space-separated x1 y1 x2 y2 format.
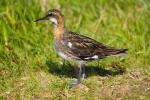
114 49 128 56
105 48 128 56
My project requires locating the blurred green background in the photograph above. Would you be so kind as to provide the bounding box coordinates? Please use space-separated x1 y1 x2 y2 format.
0 0 150 99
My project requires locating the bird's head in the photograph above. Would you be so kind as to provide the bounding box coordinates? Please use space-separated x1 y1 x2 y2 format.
35 9 64 26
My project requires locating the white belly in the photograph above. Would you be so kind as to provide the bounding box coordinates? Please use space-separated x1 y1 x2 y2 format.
58 51 69 60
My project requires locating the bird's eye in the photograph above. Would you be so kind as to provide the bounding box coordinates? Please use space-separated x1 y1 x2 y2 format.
49 13 52 16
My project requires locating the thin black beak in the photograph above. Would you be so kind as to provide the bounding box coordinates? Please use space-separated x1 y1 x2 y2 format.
34 15 48 22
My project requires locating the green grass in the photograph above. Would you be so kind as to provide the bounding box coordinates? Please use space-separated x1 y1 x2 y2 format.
0 0 150 99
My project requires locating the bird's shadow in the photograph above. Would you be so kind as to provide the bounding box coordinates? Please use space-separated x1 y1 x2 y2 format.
46 60 126 78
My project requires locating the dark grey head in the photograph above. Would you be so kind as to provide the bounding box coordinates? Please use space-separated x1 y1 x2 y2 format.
35 9 63 25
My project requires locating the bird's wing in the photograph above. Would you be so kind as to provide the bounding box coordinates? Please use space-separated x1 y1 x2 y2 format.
62 31 126 61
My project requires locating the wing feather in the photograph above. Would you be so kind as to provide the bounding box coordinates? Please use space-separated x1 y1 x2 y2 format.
62 30 127 61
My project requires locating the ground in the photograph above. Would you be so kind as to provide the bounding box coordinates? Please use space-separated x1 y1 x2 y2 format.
0 0 150 99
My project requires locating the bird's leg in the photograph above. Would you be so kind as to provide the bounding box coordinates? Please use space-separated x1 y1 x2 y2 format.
81 65 86 80
69 63 82 86
77 64 82 83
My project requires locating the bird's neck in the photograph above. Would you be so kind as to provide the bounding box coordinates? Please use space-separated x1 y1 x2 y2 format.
53 16 64 40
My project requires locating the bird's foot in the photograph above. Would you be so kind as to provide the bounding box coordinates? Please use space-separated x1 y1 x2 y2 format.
69 78 80 86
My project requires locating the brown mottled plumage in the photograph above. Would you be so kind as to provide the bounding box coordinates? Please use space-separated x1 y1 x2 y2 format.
35 9 127 86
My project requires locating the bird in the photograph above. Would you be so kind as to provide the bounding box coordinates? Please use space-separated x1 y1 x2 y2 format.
35 9 127 86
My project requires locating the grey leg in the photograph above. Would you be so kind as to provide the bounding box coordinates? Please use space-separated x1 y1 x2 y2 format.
69 63 82 86
77 65 82 83
81 65 86 79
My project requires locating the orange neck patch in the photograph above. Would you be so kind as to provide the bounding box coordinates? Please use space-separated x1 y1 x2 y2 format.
54 16 64 40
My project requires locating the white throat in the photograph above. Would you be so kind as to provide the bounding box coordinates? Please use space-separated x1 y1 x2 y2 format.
49 18 58 25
